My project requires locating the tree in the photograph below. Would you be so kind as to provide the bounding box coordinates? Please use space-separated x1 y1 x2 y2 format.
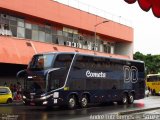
133 51 145 61
134 52 160 74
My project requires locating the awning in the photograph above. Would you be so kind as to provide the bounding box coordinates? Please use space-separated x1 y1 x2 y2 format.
124 0 160 18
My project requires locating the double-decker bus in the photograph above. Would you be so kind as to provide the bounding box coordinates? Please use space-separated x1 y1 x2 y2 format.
17 52 145 108
146 74 160 95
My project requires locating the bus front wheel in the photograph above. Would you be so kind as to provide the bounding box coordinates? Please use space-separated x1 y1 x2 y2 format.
68 95 76 109
80 95 88 108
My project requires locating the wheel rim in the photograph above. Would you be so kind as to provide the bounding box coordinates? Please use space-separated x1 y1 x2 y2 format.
123 96 127 103
81 97 87 107
130 95 134 103
69 98 75 108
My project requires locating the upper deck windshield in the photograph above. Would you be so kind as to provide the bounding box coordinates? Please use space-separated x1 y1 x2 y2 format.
28 54 55 70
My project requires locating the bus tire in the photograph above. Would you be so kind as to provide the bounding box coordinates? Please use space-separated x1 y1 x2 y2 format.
80 95 88 108
118 93 128 105
128 93 134 104
68 95 76 109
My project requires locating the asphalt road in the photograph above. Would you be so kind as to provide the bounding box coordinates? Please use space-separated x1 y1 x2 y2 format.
0 96 160 120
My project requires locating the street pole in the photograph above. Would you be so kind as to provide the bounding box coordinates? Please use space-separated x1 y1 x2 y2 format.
94 20 109 51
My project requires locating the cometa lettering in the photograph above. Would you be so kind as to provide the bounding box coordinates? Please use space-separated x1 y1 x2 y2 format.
86 70 106 78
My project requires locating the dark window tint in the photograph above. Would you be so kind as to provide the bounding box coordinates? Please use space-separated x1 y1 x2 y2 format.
73 55 107 71
48 69 66 90
25 29 32 39
9 20 17 26
10 25 17 37
46 33 52 43
68 33 73 38
52 35 58 44
32 25 38 30
48 54 74 91
54 54 74 69
70 55 125 90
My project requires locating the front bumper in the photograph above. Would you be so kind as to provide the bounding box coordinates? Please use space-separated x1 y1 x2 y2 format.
23 97 64 106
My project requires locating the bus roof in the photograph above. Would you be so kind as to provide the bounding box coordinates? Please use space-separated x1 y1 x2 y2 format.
35 51 144 64
147 74 160 77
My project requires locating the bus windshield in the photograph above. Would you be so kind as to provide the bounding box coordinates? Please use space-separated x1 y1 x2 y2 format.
26 76 46 94
28 54 55 70
147 74 160 82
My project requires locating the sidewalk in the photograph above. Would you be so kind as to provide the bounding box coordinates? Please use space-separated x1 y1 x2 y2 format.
0 100 23 106
118 106 160 120
118 96 160 115
12 100 23 105
119 107 160 115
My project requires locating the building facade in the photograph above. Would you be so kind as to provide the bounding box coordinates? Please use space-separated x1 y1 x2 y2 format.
0 0 133 85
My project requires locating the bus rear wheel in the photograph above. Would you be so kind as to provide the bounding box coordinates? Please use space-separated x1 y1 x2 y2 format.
80 95 88 108
128 93 134 104
118 93 128 105
68 95 76 109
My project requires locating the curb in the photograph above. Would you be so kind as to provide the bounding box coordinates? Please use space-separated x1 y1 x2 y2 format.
0 101 23 106
12 100 23 105
118 107 160 115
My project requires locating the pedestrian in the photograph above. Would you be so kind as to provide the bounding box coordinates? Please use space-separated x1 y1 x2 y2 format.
13 84 17 100
17 82 22 94
4 82 7 86
15 91 22 100
10 83 14 92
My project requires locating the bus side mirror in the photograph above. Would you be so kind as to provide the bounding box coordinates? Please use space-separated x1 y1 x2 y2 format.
16 70 27 80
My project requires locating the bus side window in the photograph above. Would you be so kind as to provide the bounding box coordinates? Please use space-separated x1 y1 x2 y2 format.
54 54 73 69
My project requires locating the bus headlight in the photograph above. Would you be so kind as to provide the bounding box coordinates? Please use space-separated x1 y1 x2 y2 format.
43 101 48 105
53 92 59 98
40 96 47 100
23 96 26 99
